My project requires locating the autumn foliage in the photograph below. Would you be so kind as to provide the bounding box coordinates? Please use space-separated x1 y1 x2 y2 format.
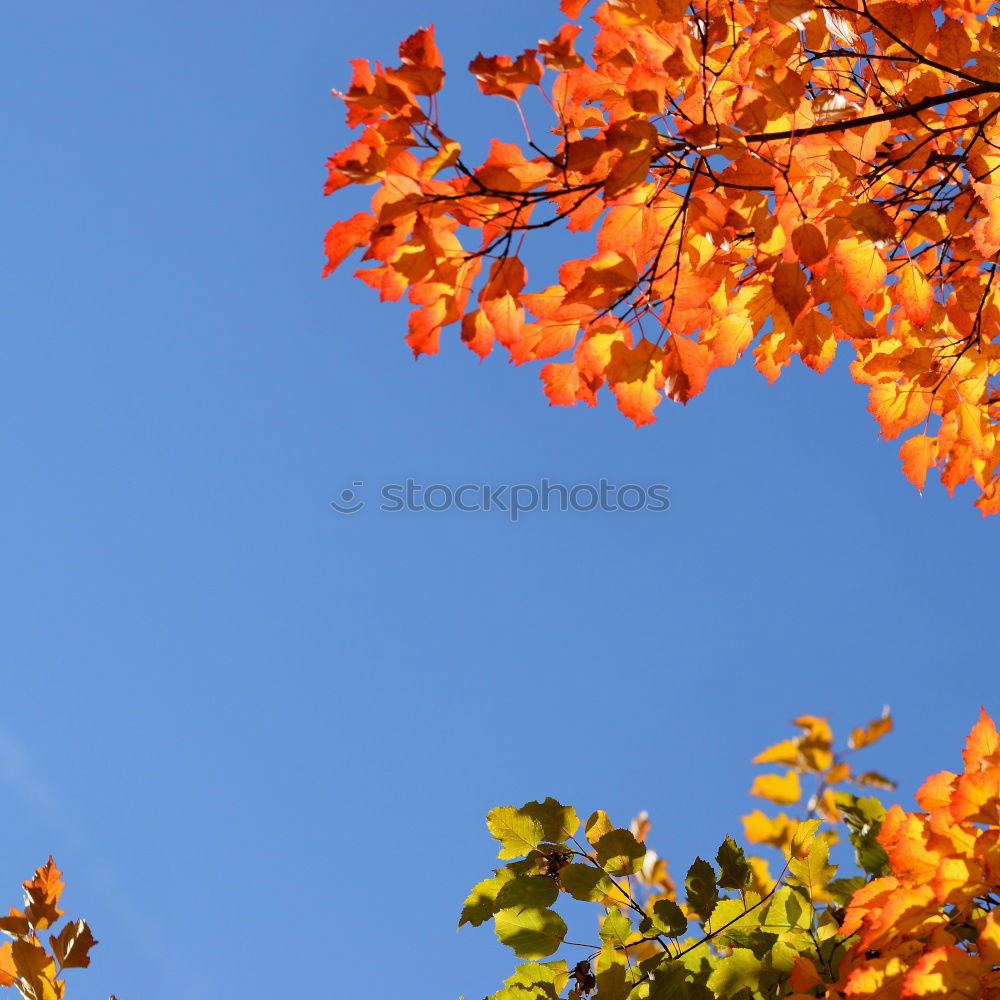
460 709 1000 999
324 0 1000 513
0 859 100 1000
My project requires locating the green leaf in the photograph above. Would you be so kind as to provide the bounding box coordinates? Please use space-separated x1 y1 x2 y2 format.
715 837 751 891
521 799 580 845
643 959 692 1000
650 898 688 938
759 886 810 934
788 837 837 898
599 907 633 948
595 828 646 876
706 949 762 998
460 868 516 927
717 927 778 957
560 864 614 902
833 793 890 877
710 893 762 942
674 938 714 978
595 939 629 1000
684 857 719 922
787 817 822 858
494 907 567 959
495 875 560 910
815 908 843 942
491 985 553 1000
488 807 546 860
763 938 797 974
490 984 552 1000
498 961 564 999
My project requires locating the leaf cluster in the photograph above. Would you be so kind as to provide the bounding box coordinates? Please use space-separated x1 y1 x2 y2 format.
0 859 101 1000
459 709 1000 1000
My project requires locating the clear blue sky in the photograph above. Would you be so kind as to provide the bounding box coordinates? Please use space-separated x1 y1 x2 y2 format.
2 3 996 999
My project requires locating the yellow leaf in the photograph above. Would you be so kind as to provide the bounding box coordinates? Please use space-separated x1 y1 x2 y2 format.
752 739 801 767
750 771 802 805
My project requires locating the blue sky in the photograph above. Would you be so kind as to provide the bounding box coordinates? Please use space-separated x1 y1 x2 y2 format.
2 3 996 999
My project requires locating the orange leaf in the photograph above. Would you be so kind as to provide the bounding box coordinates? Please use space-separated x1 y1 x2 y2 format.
461 309 494 359
605 339 665 426
538 25 584 70
22 858 64 930
901 945 983 998
868 383 932 440
475 140 553 191
11 940 58 999
789 956 824 993
899 435 937 490
771 262 810 321
540 362 586 407
897 262 933 325
849 711 893 751
322 213 375 278
833 237 888 305
963 708 1000 770
469 50 543 101
663 335 712 403
972 182 1000 255
0 943 15 988
394 27 445 96
849 203 896 242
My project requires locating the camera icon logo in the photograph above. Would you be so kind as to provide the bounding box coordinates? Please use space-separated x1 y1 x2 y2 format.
330 481 366 514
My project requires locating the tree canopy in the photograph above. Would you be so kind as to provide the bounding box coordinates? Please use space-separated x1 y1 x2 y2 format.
324 0 1000 513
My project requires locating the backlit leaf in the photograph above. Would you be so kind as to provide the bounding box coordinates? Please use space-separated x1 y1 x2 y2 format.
460 868 517 927
716 838 752 891
521 799 579 845
494 907 567 959
495 876 560 911
750 772 801 805
595 829 646 877
684 858 719 923
488 807 546 860
706 949 763 998
649 899 688 938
